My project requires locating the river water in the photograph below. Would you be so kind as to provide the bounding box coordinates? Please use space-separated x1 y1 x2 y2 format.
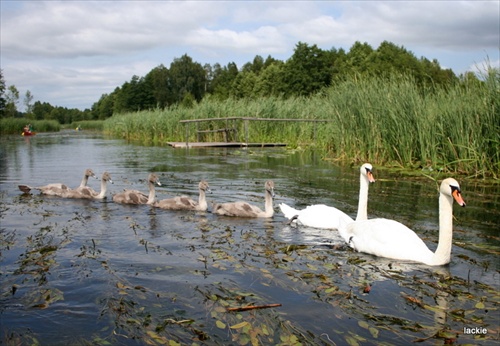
0 131 498 345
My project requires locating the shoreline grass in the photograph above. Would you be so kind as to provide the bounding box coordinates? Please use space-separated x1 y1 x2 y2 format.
0 118 61 135
67 120 105 131
101 73 497 179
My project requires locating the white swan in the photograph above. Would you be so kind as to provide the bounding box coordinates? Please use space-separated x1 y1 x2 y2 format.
154 180 211 211
18 168 98 196
213 180 275 218
344 178 466 266
279 163 375 230
64 172 113 200
113 173 161 205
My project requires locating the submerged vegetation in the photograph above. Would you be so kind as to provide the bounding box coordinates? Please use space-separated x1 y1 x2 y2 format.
3 198 499 345
104 73 499 179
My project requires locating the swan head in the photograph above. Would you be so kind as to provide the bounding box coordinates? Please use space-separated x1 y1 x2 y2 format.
441 178 466 207
360 163 375 183
199 180 211 193
148 173 162 187
265 180 275 198
102 172 113 184
85 169 98 180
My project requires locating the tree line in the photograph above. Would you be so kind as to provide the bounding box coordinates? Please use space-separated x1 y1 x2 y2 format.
0 40 481 123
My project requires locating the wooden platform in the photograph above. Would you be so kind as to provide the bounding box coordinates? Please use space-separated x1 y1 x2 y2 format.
167 142 286 148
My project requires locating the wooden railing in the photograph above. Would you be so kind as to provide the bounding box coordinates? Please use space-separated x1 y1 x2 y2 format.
179 117 331 147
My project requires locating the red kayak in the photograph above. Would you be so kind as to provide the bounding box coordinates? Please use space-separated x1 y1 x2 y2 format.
22 131 36 136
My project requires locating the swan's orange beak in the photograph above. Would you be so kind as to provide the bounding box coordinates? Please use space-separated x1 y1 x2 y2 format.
367 171 375 183
452 189 466 207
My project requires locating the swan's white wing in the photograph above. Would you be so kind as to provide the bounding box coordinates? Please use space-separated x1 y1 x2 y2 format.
279 203 299 219
293 204 354 230
345 218 433 263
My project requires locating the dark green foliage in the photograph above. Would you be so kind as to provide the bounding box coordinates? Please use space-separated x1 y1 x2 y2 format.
0 69 6 118
92 40 466 119
103 71 499 178
1 40 488 139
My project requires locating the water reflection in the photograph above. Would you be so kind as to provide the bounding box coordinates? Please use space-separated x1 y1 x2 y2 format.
0 131 498 345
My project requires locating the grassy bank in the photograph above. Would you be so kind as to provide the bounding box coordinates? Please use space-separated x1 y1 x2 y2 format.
67 120 105 131
104 73 499 178
0 118 61 135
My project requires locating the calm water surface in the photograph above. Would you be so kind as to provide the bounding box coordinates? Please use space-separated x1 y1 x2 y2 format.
1 131 498 345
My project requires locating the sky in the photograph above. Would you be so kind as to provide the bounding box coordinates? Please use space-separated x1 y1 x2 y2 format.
1 1 499 111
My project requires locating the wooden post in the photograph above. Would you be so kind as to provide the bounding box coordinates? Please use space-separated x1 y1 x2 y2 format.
244 119 249 145
225 118 228 142
234 118 239 142
185 123 189 148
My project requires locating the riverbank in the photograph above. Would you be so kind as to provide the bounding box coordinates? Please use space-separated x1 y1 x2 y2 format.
103 74 499 179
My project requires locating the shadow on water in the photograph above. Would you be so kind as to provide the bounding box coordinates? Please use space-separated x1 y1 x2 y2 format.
0 131 499 345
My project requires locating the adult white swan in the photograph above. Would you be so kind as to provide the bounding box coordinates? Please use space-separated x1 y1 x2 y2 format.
279 163 375 230
344 178 465 266
113 173 161 205
213 180 275 218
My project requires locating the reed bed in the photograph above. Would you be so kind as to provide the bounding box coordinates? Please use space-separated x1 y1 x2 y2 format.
0 118 61 135
104 74 499 178
68 120 105 131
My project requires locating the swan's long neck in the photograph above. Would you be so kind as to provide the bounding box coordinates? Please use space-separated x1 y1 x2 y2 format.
355 174 369 221
431 192 454 265
80 174 89 188
96 179 108 199
146 182 156 205
264 190 274 217
198 189 207 210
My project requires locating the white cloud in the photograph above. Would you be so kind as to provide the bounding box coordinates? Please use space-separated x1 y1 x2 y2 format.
1 1 498 110
2 1 219 59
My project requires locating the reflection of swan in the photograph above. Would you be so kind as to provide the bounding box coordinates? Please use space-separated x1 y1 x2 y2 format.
279 163 375 230
65 172 113 200
113 173 161 205
154 180 211 211
18 168 97 195
213 181 275 218
344 178 466 266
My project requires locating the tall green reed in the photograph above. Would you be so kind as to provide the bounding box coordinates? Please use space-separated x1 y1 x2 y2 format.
103 73 498 178
0 118 61 135
68 120 104 131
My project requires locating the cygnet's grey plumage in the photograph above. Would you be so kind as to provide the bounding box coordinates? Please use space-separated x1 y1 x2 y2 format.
154 180 211 211
213 180 275 218
63 172 113 200
112 173 161 205
18 168 98 196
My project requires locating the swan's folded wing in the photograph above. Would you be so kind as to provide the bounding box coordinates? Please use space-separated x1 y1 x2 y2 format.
346 219 433 262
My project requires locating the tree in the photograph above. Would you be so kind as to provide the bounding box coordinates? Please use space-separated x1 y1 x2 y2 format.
5 85 20 117
145 64 172 108
113 75 154 113
282 42 333 96
24 90 34 118
169 54 206 103
232 70 258 98
343 41 375 75
0 70 6 118
91 93 114 120
253 61 285 97
241 55 265 75
32 101 54 120
210 62 239 99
